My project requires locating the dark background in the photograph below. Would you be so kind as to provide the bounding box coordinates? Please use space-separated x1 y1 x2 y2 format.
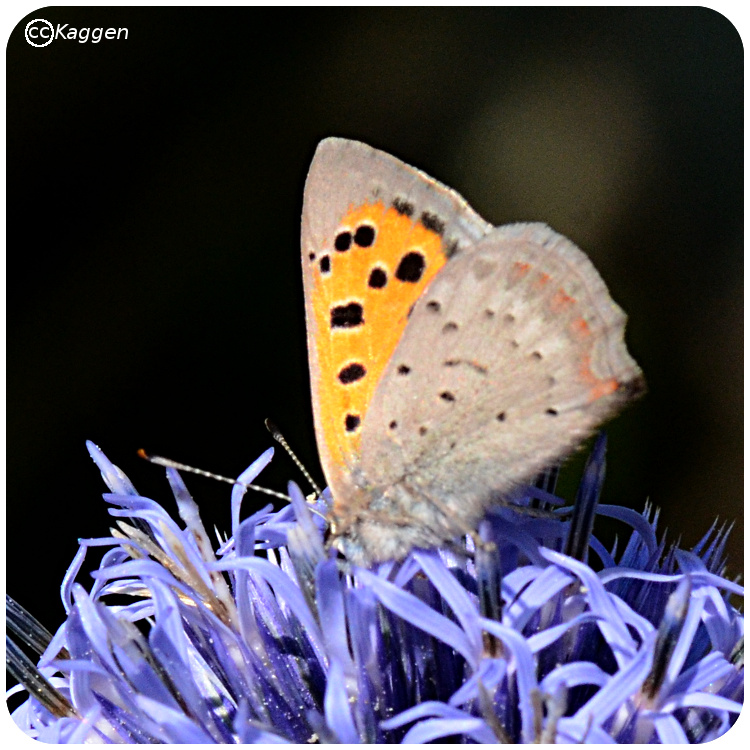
7 8 742 642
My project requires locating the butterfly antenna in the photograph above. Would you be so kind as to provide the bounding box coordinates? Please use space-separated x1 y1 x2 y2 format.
264 419 323 496
137 450 291 503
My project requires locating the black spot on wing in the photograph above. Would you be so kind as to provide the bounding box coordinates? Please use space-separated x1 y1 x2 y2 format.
338 363 366 384
354 225 375 247
331 303 364 328
395 252 425 283
444 239 460 258
334 232 352 252
392 197 415 217
420 211 445 236
368 267 387 288
345 414 361 432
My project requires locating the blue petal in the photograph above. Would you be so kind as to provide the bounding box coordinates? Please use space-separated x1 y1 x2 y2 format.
588 534 616 568
596 504 659 558
669 651 733 696
381 700 479 729
288 481 324 542
86 441 137 496
391 555 422 587
66 708 105 743
526 612 602 653
213 555 325 660
662 587 706 691
659 691 742 714
234 700 291 743
701 591 736 654
233 515 269 652
652 713 688 743
448 658 506 707
540 661 610 694
354 568 477 667
572 631 657 726
540 548 637 666
607 590 655 641
316 559 355 675
61 545 88 614
237 447 275 486
555 716 618 743
478 619 538 743
414 550 482 656
134 695 216 743
505 565 574 632
324 658 359 743
89 548 131 600
599 567 744 597
401 717 496 743
231 447 274 534
147 582 229 741
71 585 119 674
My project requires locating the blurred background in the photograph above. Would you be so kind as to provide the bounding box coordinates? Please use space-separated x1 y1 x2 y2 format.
7 8 742 638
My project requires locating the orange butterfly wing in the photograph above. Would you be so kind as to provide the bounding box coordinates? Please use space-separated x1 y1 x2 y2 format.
301 139 491 509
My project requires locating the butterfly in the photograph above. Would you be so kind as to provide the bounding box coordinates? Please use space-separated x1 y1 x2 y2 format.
301 138 644 565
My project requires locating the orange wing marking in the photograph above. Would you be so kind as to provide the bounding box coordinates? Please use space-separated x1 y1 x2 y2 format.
311 200 447 473
579 354 619 402
550 289 576 312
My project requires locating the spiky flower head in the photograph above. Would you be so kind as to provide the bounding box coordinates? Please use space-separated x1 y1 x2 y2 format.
7 436 743 742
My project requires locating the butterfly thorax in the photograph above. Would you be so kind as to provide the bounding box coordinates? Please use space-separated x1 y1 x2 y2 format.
326 471 480 565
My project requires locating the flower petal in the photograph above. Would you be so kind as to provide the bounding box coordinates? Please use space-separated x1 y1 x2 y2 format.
414 550 483 656
355 568 477 667
541 548 637 666
401 717 496 744
573 631 656 726
478 619 538 743
324 658 359 743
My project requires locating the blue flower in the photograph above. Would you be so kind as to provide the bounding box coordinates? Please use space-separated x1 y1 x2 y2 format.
7 436 743 742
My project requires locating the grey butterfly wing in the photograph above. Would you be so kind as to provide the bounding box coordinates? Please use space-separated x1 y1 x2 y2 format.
301 137 493 501
359 222 644 529
302 138 493 265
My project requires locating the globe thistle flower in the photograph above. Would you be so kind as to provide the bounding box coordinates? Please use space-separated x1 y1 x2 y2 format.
7 435 743 742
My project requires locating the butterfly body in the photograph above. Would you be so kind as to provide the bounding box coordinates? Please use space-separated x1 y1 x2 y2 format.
301 138 644 565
